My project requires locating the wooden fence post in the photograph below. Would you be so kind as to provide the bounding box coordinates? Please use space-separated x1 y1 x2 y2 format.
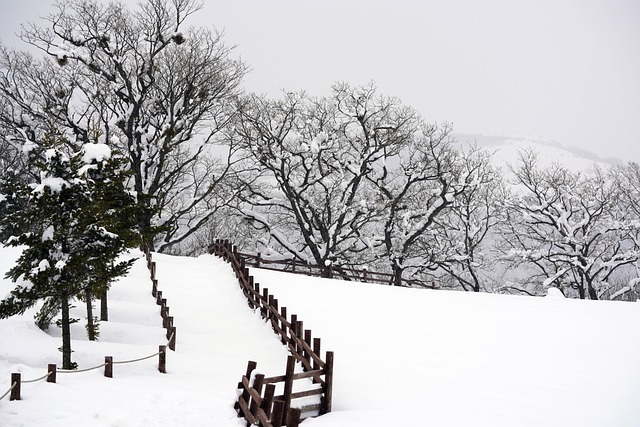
237 361 257 416
158 345 166 373
296 320 304 360
313 338 321 371
304 329 312 370
326 263 333 279
272 400 285 427
256 252 262 268
152 279 158 297
286 407 301 427
321 351 334 414
262 288 269 318
10 373 20 401
168 326 176 351
104 356 113 378
280 307 288 344
249 373 265 420
261 383 276 419
282 356 296 422
162 306 170 328
290 315 298 353
47 364 57 383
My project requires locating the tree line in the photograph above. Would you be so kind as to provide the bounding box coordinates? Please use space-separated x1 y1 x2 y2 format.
1 0 639 366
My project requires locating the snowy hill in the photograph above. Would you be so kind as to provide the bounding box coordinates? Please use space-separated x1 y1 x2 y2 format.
455 133 622 174
1 248 640 426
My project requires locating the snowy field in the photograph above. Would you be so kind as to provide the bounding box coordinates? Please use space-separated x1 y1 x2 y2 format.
1 247 640 426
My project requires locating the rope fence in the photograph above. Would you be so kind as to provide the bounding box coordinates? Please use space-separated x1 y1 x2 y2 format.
1 247 176 403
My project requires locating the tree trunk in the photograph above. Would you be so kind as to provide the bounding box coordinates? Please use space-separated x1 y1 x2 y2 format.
61 294 74 370
85 288 97 341
100 289 108 321
587 281 599 300
392 262 403 286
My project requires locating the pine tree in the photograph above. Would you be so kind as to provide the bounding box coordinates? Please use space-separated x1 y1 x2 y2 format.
0 136 142 369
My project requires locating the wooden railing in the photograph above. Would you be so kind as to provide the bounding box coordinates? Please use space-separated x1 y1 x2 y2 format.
208 240 334 427
142 245 177 351
234 250 435 288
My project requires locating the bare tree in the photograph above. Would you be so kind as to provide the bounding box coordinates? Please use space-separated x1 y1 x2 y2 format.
369 128 495 286
232 83 421 269
3 0 247 251
496 150 640 299
422 148 505 292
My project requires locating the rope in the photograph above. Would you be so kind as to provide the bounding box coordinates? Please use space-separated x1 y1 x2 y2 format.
113 351 162 365
165 331 175 347
22 370 53 384
0 382 17 401
58 362 107 374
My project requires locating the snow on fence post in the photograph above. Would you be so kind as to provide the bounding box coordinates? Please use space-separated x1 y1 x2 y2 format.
158 345 166 373
47 364 56 383
104 356 113 378
10 373 20 400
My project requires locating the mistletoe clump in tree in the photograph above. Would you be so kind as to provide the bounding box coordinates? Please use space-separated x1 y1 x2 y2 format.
0 135 142 369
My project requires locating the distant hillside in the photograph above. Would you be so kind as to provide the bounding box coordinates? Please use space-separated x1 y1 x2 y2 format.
454 134 622 174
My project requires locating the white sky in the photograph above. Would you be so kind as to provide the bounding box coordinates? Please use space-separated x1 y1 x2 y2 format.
1 0 639 161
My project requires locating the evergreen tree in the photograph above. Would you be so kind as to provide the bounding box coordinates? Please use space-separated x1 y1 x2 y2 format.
0 136 141 369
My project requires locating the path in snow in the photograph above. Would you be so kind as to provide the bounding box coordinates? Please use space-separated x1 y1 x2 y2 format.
0 251 289 427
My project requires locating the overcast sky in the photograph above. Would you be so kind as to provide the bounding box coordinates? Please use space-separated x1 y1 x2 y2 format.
1 0 639 161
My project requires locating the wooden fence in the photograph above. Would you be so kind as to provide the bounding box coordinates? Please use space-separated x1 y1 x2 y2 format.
233 249 435 288
208 239 334 427
142 245 177 351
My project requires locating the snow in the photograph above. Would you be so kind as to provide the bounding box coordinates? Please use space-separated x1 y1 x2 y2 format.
41 226 55 242
30 177 69 194
1 246 639 426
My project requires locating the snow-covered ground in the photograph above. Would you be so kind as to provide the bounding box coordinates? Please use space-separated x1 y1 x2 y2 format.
1 247 639 426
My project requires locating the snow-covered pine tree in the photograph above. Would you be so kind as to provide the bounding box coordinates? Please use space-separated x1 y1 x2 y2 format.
0 134 141 369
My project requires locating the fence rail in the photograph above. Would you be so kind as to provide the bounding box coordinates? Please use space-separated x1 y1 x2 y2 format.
1 246 174 402
209 239 334 427
234 250 435 288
